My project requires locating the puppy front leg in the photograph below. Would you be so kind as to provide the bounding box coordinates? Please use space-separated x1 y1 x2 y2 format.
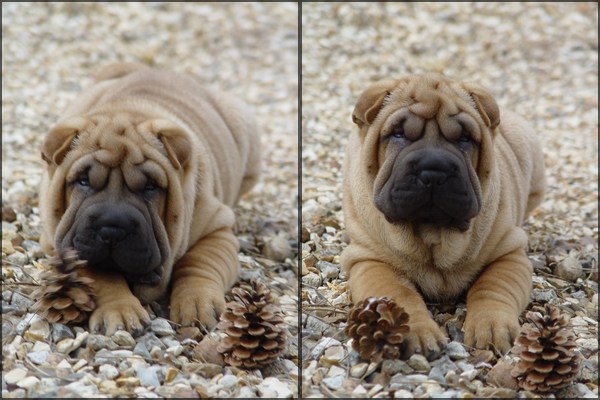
464 248 532 353
79 268 150 336
169 227 239 330
349 260 448 358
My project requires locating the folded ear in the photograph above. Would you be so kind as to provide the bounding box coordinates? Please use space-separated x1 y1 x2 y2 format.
42 116 92 165
352 79 400 129
139 119 191 170
462 82 500 130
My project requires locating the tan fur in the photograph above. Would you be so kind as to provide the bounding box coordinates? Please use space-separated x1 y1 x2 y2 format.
342 73 545 356
40 63 260 334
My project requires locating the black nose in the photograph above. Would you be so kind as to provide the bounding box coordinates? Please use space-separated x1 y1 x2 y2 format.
93 210 135 244
418 169 449 187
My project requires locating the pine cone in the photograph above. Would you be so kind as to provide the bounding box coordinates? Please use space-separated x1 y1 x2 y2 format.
344 297 410 363
32 248 96 324
217 281 288 368
511 304 582 393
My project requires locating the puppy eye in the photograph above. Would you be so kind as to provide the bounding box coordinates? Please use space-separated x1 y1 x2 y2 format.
390 126 406 139
458 133 471 143
144 179 158 192
76 175 90 187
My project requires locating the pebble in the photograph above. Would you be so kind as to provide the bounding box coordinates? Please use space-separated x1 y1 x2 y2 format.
301 272 322 287
321 345 344 364
133 342 152 359
257 377 294 398
150 318 175 336
219 374 239 388
16 375 40 390
555 256 583 281
87 334 118 351
136 365 161 387
4 368 28 385
445 341 469 360
22 316 50 341
532 288 557 302
262 232 292 262
350 363 368 378
381 359 406 375
112 330 136 347
322 375 344 390
26 350 49 364
51 324 74 342
195 363 223 379
407 354 430 371
310 337 341 358
394 389 414 398
11 292 34 309
99 364 120 380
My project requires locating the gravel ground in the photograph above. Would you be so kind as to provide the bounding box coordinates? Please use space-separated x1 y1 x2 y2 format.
2 2 298 398
301 2 598 399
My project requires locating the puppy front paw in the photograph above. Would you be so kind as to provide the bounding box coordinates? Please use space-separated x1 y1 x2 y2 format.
89 298 150 336
402 315 449 359
169 287 226 330
464 309 520 354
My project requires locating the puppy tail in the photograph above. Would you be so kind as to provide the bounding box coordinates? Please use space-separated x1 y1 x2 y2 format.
93 62 149 82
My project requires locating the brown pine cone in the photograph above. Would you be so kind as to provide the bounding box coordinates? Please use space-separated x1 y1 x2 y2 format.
217 281 289 368
511 304 582 393
32 248 96 325
344 297 410 363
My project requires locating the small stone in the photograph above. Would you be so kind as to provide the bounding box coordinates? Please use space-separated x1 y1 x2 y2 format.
532 288 557 302
136 366 160 387
350 363 369 378
381 359 406 375
301 272 321 287
150 318 175 336
87 334 118 351
327 365 345 377
99 364 120 380
11 291 34 309
322 375 344 390
2 239 15 254
486 359 519 390
23 317 50 341
321 345 344 365
116 376 140 387
310 337 341 358
112 330 136 347
394 389 414 398
7 251 28 266
555 256 583 281
428 366 446 384
56 338 75 354
21 240 44 258
195 363 223 379
57 359 73 371
257 377 293 398
133 342 151 359
219 374 239 388
52 323 74 342
407 354 431 372
4 368 28 384
445 341 469 360
166 344 184 356
16 375 40 390
165 367 178 383
262 232 292 262
27 350 49 364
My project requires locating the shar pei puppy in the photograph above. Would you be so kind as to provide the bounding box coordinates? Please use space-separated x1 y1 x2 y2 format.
342 73 545 357
40 63 260 335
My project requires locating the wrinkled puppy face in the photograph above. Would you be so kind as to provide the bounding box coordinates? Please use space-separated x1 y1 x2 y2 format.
353 74 500 232
42 115 191 286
